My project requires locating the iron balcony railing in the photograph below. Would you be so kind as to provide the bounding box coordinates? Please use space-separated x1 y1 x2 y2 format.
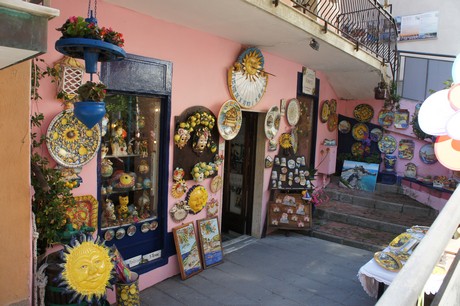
273 0 399 80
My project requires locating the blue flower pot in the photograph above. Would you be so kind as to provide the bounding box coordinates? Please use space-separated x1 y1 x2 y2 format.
74 101 106 128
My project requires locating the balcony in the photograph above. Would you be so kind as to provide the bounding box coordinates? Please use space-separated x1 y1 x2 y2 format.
105 0 398 100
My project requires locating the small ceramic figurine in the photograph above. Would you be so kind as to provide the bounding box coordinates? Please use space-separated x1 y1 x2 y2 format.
138 190 150 218
101 114 109 137
102 199 116 227
101 159 113 178
174 128 191 149
138 160 150 175
111 124 128 156
139 140 149 158
118 195 130 220
192 126 210 155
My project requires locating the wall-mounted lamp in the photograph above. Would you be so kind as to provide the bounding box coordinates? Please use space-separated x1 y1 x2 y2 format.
309 38 319 51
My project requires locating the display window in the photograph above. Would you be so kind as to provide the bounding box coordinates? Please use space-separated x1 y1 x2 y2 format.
98 94 164 270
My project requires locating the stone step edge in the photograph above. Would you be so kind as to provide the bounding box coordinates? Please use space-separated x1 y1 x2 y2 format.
311 231 385 253
325 190 436 217
315 209 409 234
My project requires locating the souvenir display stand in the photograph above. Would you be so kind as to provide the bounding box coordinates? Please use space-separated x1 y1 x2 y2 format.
267 155 313 232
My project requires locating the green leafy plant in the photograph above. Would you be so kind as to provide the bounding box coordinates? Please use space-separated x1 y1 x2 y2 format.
77 81 107 101
31 58 76 255
56 16 125 47
383 81 401 111
31 114 76 255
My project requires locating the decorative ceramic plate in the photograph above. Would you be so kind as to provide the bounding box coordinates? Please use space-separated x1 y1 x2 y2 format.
170 200 189 222
378 109 395 127
394 109 410 129
389 233 412 251
218 99 243 140
320 100 330 123
104 230 115 241
329 99 337 114
374 251 402 272
264 105 281 140
127 225 137 236
46 109 101 168
353 104 374 122
420 143 438 164
66 195 98 229
287 98 300 126
116 228 126 240
210 175 223 193
370 128 383 142
351 142 370 157
352 123 369 141
186 185 208 214
338 120 351 134
206 198 219 217
378 135 397 154
327 113 338 132
398 139 415 159
141 223 150 233
150 221 158 231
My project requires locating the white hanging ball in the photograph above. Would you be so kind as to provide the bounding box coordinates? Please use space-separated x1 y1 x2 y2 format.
418 89 456 136
453 53 460 84
446 111 460 140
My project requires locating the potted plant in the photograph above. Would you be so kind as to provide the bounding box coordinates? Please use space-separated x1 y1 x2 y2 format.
73 81 107 128
55 16 126 73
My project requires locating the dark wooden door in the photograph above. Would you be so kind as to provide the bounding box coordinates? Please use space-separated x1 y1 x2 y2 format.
222 112 257 235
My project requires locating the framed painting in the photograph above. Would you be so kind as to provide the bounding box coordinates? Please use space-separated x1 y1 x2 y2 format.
339 160 379 192
172 222 203 280
197 217 224 268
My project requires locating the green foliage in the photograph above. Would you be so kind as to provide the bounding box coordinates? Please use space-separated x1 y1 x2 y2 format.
383 81 401 111
77 81 107 101
31 114 75 255
30 58 75 255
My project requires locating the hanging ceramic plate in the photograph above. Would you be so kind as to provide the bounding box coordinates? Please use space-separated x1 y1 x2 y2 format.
186 185 208 214
320 100 330 123
394 109 410 129
210 175 223 193
169 200 189 222
370 128 383 142
353 104 374 122
217 99 243 140
378 109 395 127
264 105 281 140
398 139 415 159
351 142 370 157
46 109 101 168
420 143 438 164
327 113 338 132
338 120 351 134
352 123 369 141
287 98 300 126
378 135 397 154
329 99 337 114
374 251 402 272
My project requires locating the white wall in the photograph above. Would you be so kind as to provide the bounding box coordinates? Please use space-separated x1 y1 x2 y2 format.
390 0 460 56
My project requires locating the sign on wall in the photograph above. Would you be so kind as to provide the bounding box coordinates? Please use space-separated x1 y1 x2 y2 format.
396 11 438 41
302 67 316 95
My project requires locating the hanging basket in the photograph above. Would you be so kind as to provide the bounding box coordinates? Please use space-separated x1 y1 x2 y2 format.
55 38 126 74
73 101 106 128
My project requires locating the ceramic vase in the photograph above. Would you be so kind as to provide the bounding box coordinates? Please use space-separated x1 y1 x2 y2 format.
384 155 397 172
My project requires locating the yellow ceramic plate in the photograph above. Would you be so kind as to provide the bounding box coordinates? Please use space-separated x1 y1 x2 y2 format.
389 232 412 250
374 251 402 272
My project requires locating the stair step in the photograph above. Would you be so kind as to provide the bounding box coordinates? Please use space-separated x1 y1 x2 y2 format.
316 200 435 234
312 220 396 253
325 181 438 218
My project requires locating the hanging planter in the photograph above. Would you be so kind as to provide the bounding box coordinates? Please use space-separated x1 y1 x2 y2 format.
55 38 126 74
55 16 126 74
74 81 107 128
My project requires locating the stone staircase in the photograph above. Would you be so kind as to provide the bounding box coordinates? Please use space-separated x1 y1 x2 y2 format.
312 177 439 252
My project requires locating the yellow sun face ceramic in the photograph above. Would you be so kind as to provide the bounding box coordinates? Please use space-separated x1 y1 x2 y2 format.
63 241 113 301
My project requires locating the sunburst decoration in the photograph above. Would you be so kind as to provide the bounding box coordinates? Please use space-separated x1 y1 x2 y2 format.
241 49 264 81
59 235 115 304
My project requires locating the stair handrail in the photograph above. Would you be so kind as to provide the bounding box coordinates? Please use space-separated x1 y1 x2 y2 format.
274 0 399 81
376 185 460 305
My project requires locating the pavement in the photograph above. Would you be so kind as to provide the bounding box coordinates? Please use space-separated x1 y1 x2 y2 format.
139 232 377 305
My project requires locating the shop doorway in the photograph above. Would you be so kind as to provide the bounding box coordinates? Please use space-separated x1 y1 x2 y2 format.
222 111 258 240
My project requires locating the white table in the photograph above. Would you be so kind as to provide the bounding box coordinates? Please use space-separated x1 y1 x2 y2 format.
357 255 446 298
